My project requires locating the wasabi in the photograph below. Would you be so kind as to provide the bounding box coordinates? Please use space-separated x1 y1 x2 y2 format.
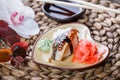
38 39 53 52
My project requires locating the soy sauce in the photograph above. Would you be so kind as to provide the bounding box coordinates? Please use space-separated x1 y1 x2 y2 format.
47 4 81 19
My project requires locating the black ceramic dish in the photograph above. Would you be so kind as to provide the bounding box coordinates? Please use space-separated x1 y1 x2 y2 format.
42 3 85 23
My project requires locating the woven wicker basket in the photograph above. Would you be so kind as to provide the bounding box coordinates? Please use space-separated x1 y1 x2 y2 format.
0 0 120 80
110 0 120 3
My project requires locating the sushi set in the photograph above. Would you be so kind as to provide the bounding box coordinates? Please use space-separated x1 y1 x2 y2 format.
31 0 113 70
32 23 109 70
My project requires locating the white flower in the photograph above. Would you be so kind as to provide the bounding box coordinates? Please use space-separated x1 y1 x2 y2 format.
0 0 40 38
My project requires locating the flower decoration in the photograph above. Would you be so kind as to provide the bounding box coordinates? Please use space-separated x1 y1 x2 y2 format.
0 39 28 68
0 20 20 45
0 0 40 38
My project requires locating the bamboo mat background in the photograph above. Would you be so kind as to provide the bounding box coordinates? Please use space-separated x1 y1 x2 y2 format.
0 0 120 80
110 0 120 4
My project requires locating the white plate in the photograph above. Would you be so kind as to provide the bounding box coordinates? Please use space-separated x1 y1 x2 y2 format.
32 23 109 70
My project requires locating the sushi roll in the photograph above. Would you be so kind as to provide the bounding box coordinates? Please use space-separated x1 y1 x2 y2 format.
48 28 79 62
